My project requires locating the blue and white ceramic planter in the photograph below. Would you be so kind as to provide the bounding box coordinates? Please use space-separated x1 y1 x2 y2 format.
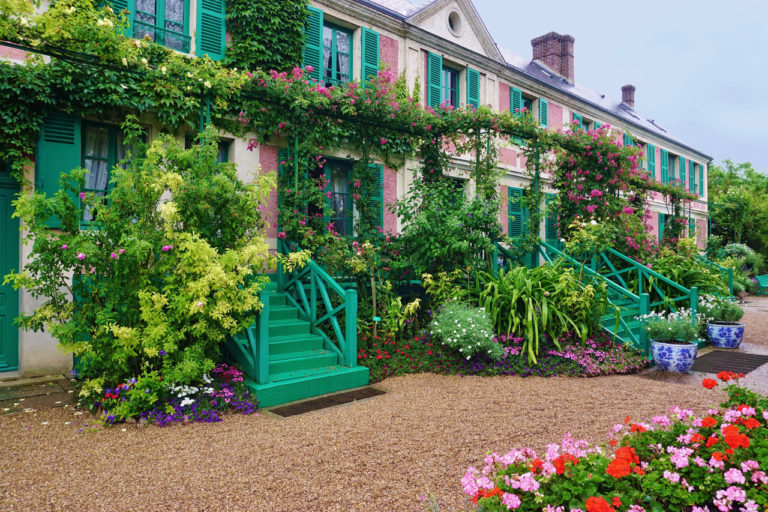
651 340 698 373
706 322 745 349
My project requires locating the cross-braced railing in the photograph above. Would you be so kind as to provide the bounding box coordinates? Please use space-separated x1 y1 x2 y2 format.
277 240 358 368
537 241 650 354
695 255 734 297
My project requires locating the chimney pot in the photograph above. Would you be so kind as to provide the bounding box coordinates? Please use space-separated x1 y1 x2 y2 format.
621 84 636 109
531 32 574 82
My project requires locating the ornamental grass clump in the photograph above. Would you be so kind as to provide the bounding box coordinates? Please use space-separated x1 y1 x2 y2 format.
431 301 502 361
461 372 768 511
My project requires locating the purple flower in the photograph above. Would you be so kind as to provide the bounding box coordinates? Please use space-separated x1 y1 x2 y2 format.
77 253 86 261
111 252 118 259
118 248 125 254
79 192 85 200
161 245 173 252
61 244 68 250
159 350 166 356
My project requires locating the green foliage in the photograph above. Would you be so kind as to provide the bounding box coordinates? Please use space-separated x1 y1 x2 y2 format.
430 301 501 361
640 310 699 342
224 0 308 72
709 159 768 254
646 244 729 302
4 121 275 407
421 270 467 308
699 294 744 323
389 177 501 279
475 259 607 363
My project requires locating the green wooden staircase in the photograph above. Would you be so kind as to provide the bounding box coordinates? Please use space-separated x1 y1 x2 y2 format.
225 264 369 408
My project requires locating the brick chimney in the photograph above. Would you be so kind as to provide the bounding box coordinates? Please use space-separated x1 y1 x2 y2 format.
621 84 636 109
531 32 575 82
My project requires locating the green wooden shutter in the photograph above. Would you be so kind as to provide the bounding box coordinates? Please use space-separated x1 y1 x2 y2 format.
303 6 323 82
660 149 669 184
426 52 443 109
659 212 665 240
689 218 696 238
623 134 633 147
538 98 548 127
594 121 601 130
508 187 525 237
689 160 695 194
196 0 226 61
647 143 656 175
36 114 81 228
465 67 480 109
361 27 380 83
510 87 522 114
679 157 686 189
369 163 384 230
545 193 559 249
699 164 704 195
106 0 134 35
572 113 583 128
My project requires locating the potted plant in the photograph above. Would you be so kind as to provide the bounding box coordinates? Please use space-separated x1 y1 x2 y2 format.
641 310 700 372
699 295 745 349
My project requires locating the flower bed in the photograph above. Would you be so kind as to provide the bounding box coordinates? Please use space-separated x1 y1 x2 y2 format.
359 330 648 382
460 372 767 511
94 364 258 426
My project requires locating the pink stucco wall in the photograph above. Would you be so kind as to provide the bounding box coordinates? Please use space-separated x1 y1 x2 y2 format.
647 210 659 241
499 148 516 167
499 185 508 236
499 83 510 112
383 165 397 234
696 219 707 249
548 102 563 129
0 45 28 60
380 34 398 73
259 145 279 239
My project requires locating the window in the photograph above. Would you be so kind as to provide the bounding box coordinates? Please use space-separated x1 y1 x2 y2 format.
325 159 353 236
442 65 459 107
322 24 352 87
81 123 131 222
134 0 190 52
645 143 656 176
185 135 230 163
522 97 533 113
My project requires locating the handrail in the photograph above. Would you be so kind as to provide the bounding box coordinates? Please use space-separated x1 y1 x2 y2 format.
605 247 691 295
537 241 650 355
695 255 734 296
277 239 358 368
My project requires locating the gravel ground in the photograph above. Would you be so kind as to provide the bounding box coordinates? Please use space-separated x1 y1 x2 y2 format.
1 299 766 512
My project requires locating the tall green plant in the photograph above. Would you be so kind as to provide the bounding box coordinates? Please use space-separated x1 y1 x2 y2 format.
476 260 607 363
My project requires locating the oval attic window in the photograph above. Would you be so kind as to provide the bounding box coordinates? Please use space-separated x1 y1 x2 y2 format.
448 11 462 36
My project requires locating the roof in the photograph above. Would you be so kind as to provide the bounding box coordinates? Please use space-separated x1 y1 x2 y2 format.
358 0 712 160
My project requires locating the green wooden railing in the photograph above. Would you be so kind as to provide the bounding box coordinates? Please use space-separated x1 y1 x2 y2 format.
586 248 698 321
277 239 358 369
536 241 651 355
695 255 734 297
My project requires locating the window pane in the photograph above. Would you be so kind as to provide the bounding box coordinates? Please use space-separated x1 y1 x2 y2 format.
165 0 184 24
323 26 333 49
84 159 109 192
85 127 109 159
135 0 157 41
336 31 350 54
323 47 333 81
330 164 350 235
337 54 349 81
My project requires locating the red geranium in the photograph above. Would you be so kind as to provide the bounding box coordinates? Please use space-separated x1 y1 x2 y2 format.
585 496 615 512
630 423 646 433
702 378 717 389
553 453 579 475
701 416 718 428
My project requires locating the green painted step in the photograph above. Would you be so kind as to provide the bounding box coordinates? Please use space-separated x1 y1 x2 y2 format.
248 365 369 408
268 350 337 374
264 292 287 307
270 305 299 321
269 334 324 356
269 319 310 337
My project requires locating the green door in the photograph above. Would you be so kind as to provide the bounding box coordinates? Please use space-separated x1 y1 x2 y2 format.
0 169 19 372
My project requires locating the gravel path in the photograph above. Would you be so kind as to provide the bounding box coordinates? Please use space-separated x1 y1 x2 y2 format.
1 299 766 512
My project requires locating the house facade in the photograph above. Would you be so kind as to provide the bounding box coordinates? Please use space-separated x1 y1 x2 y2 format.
0 0 711 377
